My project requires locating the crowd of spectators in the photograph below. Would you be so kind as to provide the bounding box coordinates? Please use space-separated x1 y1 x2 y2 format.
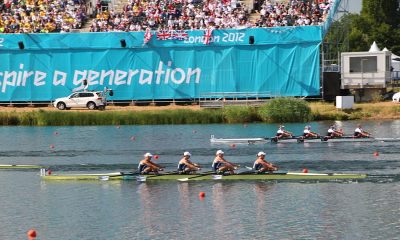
0 0 88 33
89 0 251 32
255 0 335 27
0 0 336 33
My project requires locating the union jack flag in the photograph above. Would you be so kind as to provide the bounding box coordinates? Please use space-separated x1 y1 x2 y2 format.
156 30 171 40
203 28 213 45
173 30 188 40
143 28 153 44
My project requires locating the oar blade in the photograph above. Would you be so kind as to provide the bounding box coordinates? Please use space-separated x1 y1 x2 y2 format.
136 176 147 182
212 175 222 180
177 178 190 182
98 176 110 181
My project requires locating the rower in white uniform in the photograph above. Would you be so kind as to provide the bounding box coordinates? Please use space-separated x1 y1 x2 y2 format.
327 125 343 138
354 124 370 138
303 125 319 138
276 125 293 139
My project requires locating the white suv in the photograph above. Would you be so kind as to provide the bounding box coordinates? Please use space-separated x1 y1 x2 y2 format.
393 92 400 103
53 91 107 110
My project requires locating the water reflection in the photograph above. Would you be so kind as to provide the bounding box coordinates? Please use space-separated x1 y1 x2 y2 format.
253 182 273 228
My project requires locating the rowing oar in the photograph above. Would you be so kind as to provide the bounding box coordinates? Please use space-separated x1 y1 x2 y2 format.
136 171 179 182
98 171 137 181
177 171 215 182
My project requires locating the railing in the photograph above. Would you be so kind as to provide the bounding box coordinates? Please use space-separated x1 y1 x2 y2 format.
392 71 400 80
199 92 273 108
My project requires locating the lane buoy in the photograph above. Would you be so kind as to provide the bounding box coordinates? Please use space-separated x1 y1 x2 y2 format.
192 130 197 134
27 229 37 238
243 124 248 128
199 192 206 198
230 144 236 148
374 151 379 157
53 131 59 135
116 125 120 129
47 169 52 175
302 168 308 173
50 144 55 149
130 136 136 141
154 155 159 160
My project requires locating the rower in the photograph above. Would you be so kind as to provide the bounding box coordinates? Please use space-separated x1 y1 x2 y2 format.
177 151 201 174
276 125 292 139
212 150 239 175
253 151 278 173
303 125 319 138
138 152 164 174
354 124 370 138
327 125 343 138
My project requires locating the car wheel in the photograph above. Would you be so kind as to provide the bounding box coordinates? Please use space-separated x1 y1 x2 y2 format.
87 102 96 110
57 102 66 110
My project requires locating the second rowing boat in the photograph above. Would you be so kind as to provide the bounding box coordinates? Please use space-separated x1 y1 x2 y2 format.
0 164 43 169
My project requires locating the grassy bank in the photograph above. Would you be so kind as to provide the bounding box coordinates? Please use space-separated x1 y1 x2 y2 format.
0 109 224 126
310 102 400 120
0 100 399 126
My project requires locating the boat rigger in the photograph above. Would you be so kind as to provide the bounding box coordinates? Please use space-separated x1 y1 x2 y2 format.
39 169 367 181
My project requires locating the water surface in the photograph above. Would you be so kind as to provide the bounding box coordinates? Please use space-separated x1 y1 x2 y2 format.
0 120 399 239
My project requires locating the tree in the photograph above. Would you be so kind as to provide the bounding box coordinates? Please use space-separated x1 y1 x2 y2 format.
325 0 400 56
362 0 400 27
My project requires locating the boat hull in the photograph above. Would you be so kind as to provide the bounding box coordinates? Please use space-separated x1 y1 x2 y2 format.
210 135 400 144
0 164 43 169
41 172 367 181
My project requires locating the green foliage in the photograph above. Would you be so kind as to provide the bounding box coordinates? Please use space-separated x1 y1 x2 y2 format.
326 0 400 57
222 106 260 123
0 110 224 126
258 98 312 123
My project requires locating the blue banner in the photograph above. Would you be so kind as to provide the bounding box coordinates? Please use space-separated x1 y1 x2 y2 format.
0 27 322 101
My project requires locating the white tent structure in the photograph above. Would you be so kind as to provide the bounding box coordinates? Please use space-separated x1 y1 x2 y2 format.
382 47 400 79
383 47 400 61
369 41 381 52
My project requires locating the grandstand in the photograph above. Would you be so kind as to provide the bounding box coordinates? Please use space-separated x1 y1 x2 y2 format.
0 0 344 106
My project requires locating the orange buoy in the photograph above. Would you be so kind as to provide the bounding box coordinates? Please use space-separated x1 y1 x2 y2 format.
154 155 159 160
47 169 52 175
231 144 236 148
50 144 55 149
53 131 59 135
27 229 37 238
130 136 136 141
192 130 197 134
302 168 308 173
199 192 206 198
374 151 379 157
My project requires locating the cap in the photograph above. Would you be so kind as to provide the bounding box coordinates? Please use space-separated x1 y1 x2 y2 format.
257 151 266 156
144 152 153 157
183 151 191 156
216 150 224 155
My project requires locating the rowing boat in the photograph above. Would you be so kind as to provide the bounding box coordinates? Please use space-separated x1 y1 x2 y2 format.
40 171 367 181
0 164 43 169
274 136 400 143
210 135 268 144
210 135 400 144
